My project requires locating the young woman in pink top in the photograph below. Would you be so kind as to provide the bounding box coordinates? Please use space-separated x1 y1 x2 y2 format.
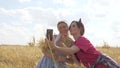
48 19 120 68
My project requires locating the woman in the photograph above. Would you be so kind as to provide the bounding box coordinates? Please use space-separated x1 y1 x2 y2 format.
36 21 74 68
48 19 120 68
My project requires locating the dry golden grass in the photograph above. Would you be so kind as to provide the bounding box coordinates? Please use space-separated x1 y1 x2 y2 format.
0 46 42 68
0 45 120 68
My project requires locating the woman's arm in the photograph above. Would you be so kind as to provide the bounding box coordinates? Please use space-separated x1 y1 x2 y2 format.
47 39 80 54
54 45 80 55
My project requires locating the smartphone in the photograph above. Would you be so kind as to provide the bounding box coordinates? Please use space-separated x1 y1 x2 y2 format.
46 29 53 41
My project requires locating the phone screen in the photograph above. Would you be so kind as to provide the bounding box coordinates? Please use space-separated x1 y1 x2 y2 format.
46 29 53 41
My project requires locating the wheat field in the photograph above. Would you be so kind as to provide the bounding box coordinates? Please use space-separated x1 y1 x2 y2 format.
0 45 120 68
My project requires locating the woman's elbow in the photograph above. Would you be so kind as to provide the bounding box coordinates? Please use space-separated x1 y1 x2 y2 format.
67 51 74 54
69 46 79 54
67 48 76 54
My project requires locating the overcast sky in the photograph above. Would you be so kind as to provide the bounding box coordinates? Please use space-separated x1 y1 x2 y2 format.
0 0 120 47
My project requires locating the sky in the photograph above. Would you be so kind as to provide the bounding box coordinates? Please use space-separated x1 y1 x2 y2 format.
0 0 120 47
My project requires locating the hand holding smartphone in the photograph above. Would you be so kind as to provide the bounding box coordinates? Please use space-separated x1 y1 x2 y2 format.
46 29 53 41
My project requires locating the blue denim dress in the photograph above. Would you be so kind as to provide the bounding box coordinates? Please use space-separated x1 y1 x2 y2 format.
36 35 68 68
36 55 55 68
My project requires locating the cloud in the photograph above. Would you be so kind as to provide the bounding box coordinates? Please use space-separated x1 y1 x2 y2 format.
0 7 61 45
53 0 78 7
0 8 33 24
26 7 58 26
16 9 33 24
0 0 120 46
0 23 31 45
19 0 31 3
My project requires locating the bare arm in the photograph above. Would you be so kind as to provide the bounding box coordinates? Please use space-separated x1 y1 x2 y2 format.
54 45 80 55
46 39 80 54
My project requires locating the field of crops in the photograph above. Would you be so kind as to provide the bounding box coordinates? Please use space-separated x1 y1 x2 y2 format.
0 45 120 68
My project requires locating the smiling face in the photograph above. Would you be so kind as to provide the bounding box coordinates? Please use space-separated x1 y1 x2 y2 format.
57 22 68 36
69 21 81 36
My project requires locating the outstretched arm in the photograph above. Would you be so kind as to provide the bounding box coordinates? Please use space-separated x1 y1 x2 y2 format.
46 39 80 54
54 45 80 55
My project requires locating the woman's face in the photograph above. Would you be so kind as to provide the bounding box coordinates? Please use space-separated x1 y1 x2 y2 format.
69 22 80 35
58 23 68 36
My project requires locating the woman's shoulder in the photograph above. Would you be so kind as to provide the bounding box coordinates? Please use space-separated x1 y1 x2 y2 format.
77 36 90 43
